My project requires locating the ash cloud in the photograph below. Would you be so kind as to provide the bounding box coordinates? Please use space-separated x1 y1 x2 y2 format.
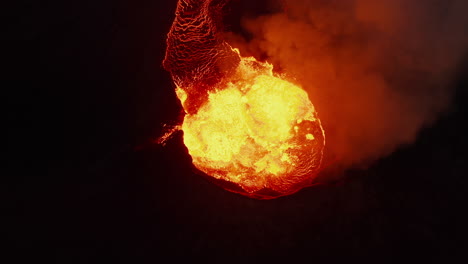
226 0 468 168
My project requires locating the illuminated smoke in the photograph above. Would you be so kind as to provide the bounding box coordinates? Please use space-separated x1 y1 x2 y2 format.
226 0 468 168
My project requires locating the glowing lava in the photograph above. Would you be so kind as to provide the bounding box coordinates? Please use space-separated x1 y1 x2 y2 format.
163 0 325 199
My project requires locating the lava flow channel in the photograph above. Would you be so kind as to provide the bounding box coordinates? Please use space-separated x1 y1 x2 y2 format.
163 0 325 199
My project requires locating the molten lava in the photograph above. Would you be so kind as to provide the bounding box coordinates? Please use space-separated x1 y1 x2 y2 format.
163 0 325 199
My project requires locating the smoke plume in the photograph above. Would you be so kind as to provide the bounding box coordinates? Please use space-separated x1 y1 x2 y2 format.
225 0 468 168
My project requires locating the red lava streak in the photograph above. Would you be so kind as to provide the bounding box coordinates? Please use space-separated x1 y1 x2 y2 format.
163 0 325 199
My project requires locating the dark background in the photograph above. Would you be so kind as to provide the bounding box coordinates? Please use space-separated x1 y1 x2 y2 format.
6 0 468 262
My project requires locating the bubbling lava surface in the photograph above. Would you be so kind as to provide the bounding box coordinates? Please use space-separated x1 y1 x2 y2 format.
163 0 325 199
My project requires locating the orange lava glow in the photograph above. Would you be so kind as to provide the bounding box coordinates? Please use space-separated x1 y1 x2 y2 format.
163 0 325 199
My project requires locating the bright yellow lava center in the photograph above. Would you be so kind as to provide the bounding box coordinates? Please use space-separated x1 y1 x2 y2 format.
178 57 320 192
